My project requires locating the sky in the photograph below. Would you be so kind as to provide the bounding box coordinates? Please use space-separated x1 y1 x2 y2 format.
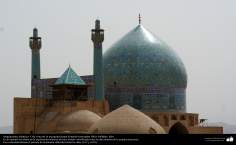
0 0 236 127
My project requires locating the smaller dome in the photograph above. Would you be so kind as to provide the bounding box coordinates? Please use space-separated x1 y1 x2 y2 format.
56 110 101 133
88 105 166 134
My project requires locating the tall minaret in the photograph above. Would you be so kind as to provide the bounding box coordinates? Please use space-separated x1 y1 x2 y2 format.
29 28 41 80
91 20 104 101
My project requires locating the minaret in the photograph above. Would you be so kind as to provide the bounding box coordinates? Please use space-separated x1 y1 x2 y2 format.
29 28 41 80
91 20 104 101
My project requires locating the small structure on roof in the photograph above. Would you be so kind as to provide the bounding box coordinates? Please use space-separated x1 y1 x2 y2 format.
52 66 89 101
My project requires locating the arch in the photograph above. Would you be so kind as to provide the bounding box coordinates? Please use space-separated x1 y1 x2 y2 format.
169 122 189 134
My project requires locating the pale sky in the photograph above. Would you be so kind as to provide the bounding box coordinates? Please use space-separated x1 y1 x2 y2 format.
0 0 236 127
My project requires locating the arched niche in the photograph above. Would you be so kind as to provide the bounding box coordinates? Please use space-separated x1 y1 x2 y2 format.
169 122 189 134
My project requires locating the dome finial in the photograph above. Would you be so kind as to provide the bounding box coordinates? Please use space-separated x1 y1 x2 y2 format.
68 62 71 68
138 14 141 25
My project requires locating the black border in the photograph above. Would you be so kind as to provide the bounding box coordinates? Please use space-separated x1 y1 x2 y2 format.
1 134 235 144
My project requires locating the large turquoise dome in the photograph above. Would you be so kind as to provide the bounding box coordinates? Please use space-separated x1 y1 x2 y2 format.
104 24 187 112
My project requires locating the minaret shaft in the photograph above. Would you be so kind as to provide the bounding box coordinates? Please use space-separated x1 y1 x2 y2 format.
91 20 104 101
29 28 41 80
29 28 41 98
31 50 40 79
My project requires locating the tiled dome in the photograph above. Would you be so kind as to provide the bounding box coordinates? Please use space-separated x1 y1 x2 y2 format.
104 24 187 112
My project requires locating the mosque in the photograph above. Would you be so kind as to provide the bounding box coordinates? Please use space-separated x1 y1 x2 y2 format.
14 16 223 134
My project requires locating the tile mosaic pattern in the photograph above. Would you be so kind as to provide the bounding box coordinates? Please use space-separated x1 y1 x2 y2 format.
104 25 187 112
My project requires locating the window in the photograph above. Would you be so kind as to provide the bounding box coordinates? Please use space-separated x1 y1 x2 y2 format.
171 115 177 120
180 115 186 120
188 116 194 126
164 115 169 126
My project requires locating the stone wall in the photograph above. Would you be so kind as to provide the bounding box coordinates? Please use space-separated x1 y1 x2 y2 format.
14 97 109 134
14 97 222 134
189 126 223 134
145 112 222 134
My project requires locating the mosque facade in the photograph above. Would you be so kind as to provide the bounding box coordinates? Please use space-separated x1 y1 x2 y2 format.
14 17 223 134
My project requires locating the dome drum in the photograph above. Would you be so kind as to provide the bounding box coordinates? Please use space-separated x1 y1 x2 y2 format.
106 87 186 111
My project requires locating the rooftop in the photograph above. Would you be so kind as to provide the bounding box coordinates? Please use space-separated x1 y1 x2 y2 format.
55 66 86 85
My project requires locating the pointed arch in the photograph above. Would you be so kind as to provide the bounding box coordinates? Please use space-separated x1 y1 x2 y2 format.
169 122 189 134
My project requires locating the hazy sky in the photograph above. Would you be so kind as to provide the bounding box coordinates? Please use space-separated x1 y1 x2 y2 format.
0 0 236 127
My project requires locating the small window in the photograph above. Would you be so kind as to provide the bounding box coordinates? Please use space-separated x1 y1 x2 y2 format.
180 115 186 120
164 115 169 126
171 115 177 120
188 116 194 126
